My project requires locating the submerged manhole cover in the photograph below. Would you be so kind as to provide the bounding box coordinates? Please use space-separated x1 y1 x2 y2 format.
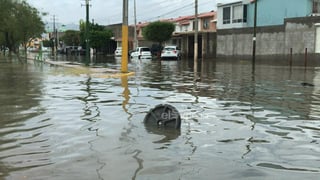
144 104 181 129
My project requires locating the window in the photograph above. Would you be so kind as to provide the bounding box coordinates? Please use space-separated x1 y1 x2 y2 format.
141 48 150 52
193 20 199 30
313 0 320 13
223 7 231 24
203 19 210 29
232 5 242 23
243 5 247 22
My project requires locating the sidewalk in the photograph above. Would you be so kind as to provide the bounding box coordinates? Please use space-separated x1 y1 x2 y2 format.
28 53 135 78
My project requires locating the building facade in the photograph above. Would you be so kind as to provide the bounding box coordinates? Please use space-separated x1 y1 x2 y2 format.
217 0 320 57
112 11 217 58
217 1 248 29
218 0 320 29
172 11 217 58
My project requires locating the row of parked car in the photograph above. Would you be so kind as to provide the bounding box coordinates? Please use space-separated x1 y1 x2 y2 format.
114 45 181 60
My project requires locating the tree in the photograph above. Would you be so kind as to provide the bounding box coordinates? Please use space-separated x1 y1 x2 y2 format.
16 1 45 54
90 24 113 53
142 21 175 47
0 0 11 34
79 21 113 54
0 0 45 56
0 0 13 53
42 39 53 48
61 30 81 46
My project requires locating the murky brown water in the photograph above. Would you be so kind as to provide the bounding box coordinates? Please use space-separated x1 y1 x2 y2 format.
0 55 319 179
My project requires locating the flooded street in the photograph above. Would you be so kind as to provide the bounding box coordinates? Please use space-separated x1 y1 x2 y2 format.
0 55 319 180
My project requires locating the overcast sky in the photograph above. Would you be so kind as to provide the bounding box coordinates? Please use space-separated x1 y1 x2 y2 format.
27 0 234 26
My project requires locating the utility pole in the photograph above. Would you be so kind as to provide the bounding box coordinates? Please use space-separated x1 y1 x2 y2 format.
194 0 199 72
252 0 258 70
52 15 58 55
82 0 91 66
121 0 129 73
53 15 56 53
133 0 138 49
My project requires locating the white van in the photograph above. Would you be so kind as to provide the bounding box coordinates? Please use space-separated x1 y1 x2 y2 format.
130 47 152 59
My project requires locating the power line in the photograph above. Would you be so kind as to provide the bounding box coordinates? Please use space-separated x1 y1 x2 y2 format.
135 0 214 22
101 0 215 25
142 5 194 22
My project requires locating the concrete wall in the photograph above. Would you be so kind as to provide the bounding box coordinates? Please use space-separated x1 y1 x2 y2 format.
201 32 217 58
217 26 285 56
284 17 318 54
217 16 320 57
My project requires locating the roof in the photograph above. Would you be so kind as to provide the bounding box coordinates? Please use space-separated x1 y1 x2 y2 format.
198 11 216 18
217 1 242 7
179 20 190 25
173 11 216 25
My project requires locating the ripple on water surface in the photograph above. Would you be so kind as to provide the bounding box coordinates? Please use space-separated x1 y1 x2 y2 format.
1 59 320 179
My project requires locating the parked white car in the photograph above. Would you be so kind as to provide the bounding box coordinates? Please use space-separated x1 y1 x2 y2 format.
114 47 122 57
130 47 152 59
161 45 181 60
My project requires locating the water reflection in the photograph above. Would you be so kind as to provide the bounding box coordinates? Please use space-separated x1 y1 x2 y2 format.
121 75 131 115
120 74 145 180
80 77 101 123
0 60 52 179
144 125 181 144
1 56 320 179
310 67 320 119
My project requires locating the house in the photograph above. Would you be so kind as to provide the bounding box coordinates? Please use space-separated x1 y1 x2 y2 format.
127 11 217 57
217 1 248 29
173 15 194 34
106 23 135 53
173 12 217 35
135 21 154 47
171 11 217 57
218 0 320 29
216 0 320 57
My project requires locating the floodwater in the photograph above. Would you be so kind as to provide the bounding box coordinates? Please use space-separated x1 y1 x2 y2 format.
0 55 319 180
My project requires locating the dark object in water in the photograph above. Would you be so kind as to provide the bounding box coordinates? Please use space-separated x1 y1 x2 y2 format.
144 104 181 129
301 82 315 87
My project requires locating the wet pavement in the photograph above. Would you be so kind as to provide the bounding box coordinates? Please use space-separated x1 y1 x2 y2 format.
0 54 319 179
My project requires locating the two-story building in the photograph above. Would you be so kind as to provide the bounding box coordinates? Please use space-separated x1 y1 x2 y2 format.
217 0 320 58
112 11 217 58
218 0 320 29
217 1 248 29
168 11 217 58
